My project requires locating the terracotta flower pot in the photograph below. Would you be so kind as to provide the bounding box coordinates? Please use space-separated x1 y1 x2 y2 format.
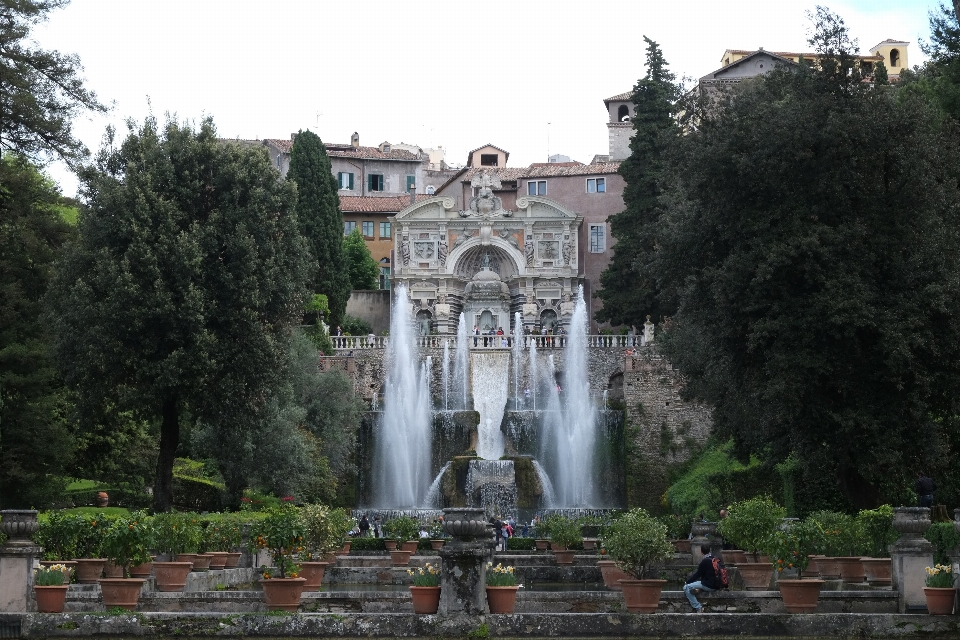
261 577 306 612
73 558 106 584
175 553 198 569
401 540 419 553
598 560 632 591
737 562 774 590
152 562 193 592
722 550 747 564
299 561 329 590
486 585 519 613
778 579 825 613
672 539 692 554
549 541 567 552
34 585 69 613
191 554 213 571
553 550 576 565
838 557 865 583
390 550 413 566
128 561 153 578
924 587 957 615
583 539 597 551
207 552 229 570
384 539 398 551
336 541 351 555
817 557 842 579
860 557 891 585
535 539 549 551
103 561 124 578
99 577 145 610
802 555 823 578
618 578 666 613
430 540 445 551
223 552 242 568
409 585 441 614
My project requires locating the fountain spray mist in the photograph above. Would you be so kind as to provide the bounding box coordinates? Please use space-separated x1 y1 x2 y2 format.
372 285 433 507
453 313 470 410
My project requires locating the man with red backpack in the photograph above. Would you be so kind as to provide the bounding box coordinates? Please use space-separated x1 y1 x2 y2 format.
684 544 729 613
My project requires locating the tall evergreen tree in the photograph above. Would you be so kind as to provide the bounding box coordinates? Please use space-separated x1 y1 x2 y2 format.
287 130 351 325
48 116 311 511
0 155 75 507
596 37 681 327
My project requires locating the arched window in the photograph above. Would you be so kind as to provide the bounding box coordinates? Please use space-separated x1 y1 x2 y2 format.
889 49 900 67
617 105 629 122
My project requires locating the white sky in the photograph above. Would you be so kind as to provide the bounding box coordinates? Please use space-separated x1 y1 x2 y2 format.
33 0 942 197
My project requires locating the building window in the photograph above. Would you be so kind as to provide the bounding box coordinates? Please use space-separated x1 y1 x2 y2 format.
380 221 391 239
527 180 547 196
406 175 416 192
368 174 384 192
890 49 900 67
379 266 391 290
587 177 606 193
617 105 629 122
588 224 606 253
362 221 374 238
480 154 498 166
344 220 357 235
338 172 354 190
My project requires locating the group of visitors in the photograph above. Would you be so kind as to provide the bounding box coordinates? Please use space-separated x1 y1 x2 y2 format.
356 514 382 538
489 515 519 551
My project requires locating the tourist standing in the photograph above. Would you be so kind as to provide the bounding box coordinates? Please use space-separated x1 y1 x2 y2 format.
359 514 370 537
373 516 382 538
917 472 937 508
474 325 479 347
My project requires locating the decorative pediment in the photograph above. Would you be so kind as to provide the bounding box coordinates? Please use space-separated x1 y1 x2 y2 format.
514 196 578 220
395 196 456 221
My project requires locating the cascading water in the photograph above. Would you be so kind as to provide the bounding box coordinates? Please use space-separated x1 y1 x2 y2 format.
539 286 600 507
532 460 556 508
471 350 508 460
528 335 538 412
442 341 450 411
372 285 433 507
512 312 524 410
452 313 470 410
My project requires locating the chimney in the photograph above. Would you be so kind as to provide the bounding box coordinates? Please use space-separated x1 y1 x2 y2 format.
351 132 359 148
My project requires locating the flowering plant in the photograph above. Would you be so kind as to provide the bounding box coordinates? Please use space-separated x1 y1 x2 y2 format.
152 512 202 556
34 564 68 586
768 520 823 577
925 564 954 588
407 562 440 587
486 562 517 586
253 504 304 579
429 519 445 539
101 511 153 574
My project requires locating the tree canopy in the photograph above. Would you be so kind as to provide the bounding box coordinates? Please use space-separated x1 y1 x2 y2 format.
596 37 681 327
343 227 379 290
48 116 312 511
652 19 960 508
0 0 106 162
287 130 352 325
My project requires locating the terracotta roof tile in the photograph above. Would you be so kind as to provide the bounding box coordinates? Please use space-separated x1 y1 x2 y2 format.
459 162 621 181
262 139 421 162
604 91 633 103
339 194 431 213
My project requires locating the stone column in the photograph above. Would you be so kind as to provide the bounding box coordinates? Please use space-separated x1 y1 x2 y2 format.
890 507 934 613
438 508 494 615
0 510 41 612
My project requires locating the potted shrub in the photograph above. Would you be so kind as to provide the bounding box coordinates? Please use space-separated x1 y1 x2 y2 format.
329 508 355 556
485 562 519 613
429 519 445 550
34 564 70 613
601 508 673 613
548 517 582 564
253 503 306 611
407 562 441 614
99 512 152 610
807 510 853 580
384 516 420 563
72 513 109 584
299 504 344 590
205 514 243 568
857 505 894 585
923 563 956 615
150 513 196 592
769 519 826 613
717 497 784 590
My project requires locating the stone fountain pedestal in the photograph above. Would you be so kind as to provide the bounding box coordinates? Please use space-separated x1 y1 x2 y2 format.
890 507 934 613
0 510 41 612
439 508 494 615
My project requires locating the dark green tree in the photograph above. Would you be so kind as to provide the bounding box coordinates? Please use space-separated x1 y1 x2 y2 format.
596 37 681 327
0 155 76 507
873 60 889 85
287 130 351 326
0 0 106 161
653 14 960 509
48 116 312 511
914 3 960 120
343 227 379 290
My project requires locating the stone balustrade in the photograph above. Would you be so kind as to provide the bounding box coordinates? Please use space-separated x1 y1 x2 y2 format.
331 335 645 351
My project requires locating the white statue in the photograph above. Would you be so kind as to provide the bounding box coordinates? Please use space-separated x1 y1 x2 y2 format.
643 315 655 344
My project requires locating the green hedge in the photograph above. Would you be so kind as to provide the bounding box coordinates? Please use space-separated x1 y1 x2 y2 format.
172 476 224 512
925 522 960 564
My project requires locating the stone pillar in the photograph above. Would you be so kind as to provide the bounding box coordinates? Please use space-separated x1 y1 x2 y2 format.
439 508 494 615
690 521 720 566
890 507 934 613
0 510 41 612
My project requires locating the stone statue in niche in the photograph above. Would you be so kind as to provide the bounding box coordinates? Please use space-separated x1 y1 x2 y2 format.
414 241 435 260
399 238 410 266
538 240 559 260
525 236 534 266
643 315 655 344
562 238 573 265
453 229 474 248
438 236 448 266
498 228 520 249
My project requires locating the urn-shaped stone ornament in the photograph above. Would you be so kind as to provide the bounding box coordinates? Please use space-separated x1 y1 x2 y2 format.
0 510 39 546
892 507 931 539
442 508 492 541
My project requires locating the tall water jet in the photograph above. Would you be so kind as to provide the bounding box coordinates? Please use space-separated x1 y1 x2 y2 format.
372 284 433 507
540 286 600 507
471 351 508 460
442 340 450 411
452 313 470 410
528 335 538 412
512 312 525 410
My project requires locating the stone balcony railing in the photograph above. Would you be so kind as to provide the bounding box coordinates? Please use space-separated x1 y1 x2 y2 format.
331 335 648 351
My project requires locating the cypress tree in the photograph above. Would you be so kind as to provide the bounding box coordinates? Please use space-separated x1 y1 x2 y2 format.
287 130 351 325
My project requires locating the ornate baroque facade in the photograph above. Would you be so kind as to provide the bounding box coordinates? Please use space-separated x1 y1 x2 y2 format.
391 171 583 334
